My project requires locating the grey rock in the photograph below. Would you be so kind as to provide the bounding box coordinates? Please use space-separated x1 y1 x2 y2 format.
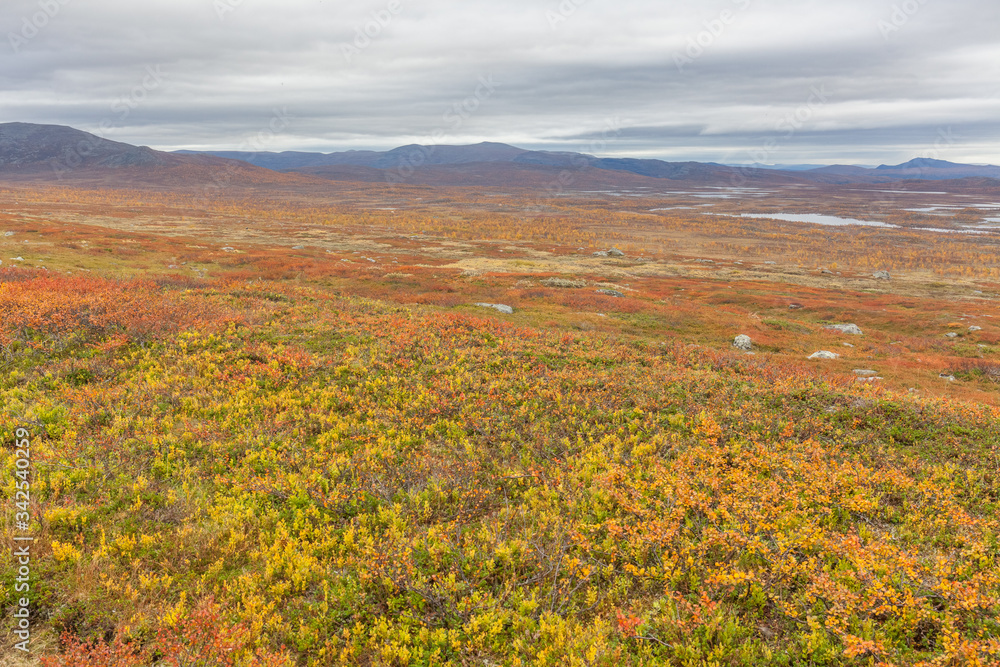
808 351 840 360
945 332 959 338
733 335 753 351
292 245 305 250
607 248 626 257
3 231 13 237
872 270 891 280
788 303 804 310
475 303 514 315
939 374 957 382
596 289 625 298
825 323 864 335
969 326 983 332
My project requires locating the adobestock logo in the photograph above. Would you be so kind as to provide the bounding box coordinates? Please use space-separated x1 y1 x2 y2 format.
8 0 72 54
341 0 404 63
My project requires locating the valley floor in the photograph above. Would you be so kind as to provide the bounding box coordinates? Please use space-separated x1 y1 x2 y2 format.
1 181 999 665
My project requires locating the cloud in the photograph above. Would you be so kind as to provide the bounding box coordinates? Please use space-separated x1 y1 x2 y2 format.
2 0 998 163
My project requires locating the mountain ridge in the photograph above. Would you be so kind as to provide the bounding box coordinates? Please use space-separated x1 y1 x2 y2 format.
4 123 1000 189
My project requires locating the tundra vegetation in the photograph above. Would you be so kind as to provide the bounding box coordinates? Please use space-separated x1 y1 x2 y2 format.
1 181 999 665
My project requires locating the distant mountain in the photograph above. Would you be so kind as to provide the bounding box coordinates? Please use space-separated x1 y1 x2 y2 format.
0 122 321 189
178 142 810 187
803 159 1000 184
1 122 171 171
179 141 1000 187
3 123 998 191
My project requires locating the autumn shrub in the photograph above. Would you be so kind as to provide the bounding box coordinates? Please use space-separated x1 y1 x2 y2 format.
0 271 236 351
41 598 291 667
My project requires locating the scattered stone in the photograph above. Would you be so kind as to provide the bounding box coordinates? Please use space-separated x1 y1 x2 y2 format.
969 326 983 332
842 343 854 348
3 231 13 237
939 374 957 382
733 335 753 351
973 290 985 295
788 303 804 310
820 268 833 274
857 376 883 382
824 323 864 335
764 261 777 265
808 351 840 360
292 245 305 250
475 303 514 315
696 259 715 264
541 278 587 288
596 289 625 298
872 270 891 280
11 256 24 261
591 251 609 257
220 247 236 252
607 248 626 257
853 370 879 377
945 332 959 339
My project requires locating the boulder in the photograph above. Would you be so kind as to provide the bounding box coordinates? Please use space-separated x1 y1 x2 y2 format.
872 270 891 280
596 289 625 298
475 303 514 315
733 335 753 351
824 323 863 335
808 351 840 360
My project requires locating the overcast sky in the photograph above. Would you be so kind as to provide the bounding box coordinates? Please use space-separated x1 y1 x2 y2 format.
3 0 1000 165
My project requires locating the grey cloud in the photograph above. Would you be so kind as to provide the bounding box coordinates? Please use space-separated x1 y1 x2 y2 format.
1 0 998 163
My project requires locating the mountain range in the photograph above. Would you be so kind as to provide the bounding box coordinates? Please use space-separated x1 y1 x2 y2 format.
3 122 1000 190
